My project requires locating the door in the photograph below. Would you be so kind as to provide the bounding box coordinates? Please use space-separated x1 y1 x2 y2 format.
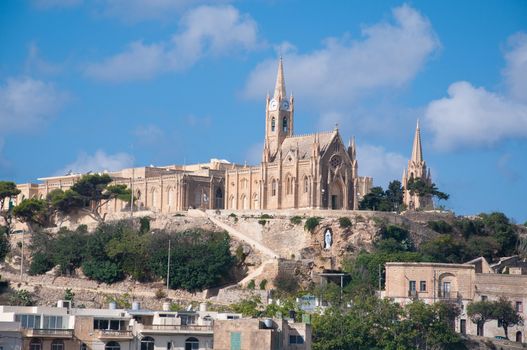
460 319 466 335
442 281 451 298
516 331 522 343
331 195 337 210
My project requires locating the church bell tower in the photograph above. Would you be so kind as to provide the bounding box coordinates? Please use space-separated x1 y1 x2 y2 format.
263 57 294 162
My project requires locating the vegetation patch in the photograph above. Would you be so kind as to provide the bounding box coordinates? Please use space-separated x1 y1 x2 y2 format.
338 217 352 228
290 216 303 225
304 217 321 233
427 220 453 234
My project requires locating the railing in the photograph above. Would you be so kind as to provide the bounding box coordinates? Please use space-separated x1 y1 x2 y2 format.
408 290 418 298
141 324 213 333
24 329 74 337
438 290 459 300
95 330 134 339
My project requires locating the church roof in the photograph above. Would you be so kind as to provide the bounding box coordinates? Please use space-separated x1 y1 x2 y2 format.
279 130 337 160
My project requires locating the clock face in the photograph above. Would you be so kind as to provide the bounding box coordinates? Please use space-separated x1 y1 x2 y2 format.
281 100 290 110
269 99 278 111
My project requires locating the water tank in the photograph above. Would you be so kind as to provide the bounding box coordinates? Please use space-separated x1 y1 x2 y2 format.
132 301 140 311
162 302 170 311
109 301 117 310
199 303 207 312
263 319 274 329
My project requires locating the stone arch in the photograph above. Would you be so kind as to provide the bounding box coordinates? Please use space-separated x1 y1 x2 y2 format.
150 187 159 210
240 194 248 210
252 193 259 209
437 272 457 299
271 178 277 197
167 187 175 209
229 195 235 209
329 177 344 210
215 187 224 209
140 336 155 350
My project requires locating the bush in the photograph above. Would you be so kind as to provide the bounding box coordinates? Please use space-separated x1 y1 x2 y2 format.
82 260 123 284
29 252 54 275
290 216 302 225
9 289 34 306
260 214 273 219
304 217 321 233
258 219 267 226
247 280 255 289
0 234 9 261
64 288 75 301
259 279 268 290
339 217 352 228
427 220 453 234
155 288 167 300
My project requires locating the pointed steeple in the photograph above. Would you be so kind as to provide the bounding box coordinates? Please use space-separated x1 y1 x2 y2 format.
273 57 286 99
411 119 423 163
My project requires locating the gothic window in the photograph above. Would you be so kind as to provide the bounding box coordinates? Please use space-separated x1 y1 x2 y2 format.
271 117 276 132
283 117 288 132
304 176 309 193
271 179 277 196
329 155 342 169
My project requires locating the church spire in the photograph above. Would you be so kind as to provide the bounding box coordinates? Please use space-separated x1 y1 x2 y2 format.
274 57 286 99
411 119 423 163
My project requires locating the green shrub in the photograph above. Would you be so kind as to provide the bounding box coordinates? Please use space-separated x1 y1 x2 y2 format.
290 216 302 225
155 288 167 300
259 279 268 290
228 213 237 218
29 252 54 275
260 214 273 219
258 219 267 226
235 244 245 262
247 279 256 289
339 217 352 228
64 288 75 301
82 260 124 284
304 217 321 233
427 220 453 234
139 216 151 233
9 289 34 306
0 234 9 261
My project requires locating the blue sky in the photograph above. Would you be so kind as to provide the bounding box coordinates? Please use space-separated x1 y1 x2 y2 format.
0 0 526 222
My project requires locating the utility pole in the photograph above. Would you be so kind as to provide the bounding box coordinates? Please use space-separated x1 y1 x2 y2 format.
20 231 24 282
130 167 134 218
166 239 171 291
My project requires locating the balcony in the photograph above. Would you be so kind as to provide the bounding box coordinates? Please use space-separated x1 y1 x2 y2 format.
141 324 214 335
23 329 74 338
407 290 418 298
95 330 134 340
438 290 460 300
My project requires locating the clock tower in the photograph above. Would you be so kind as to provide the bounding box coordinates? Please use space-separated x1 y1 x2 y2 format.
263 57 294 162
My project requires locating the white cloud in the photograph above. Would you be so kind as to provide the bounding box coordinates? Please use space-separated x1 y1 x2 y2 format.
185 115 212 127
132 124 165 144
503 32 527 103
98 0 230 23
244 4 439 106
58 150 134 175
425 82 527 151
357 144 407 188
25 42 63 75
0 77 67 133
32 0 82 9
425 32 527 151
84 5 259 82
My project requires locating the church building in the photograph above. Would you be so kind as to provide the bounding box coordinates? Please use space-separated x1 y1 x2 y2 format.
225 59 372 210
402 120 433 210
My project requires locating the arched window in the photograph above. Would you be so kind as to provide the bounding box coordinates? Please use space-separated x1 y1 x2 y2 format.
241 195 248 210
141 336 155 350
282 117 288 132
271 179 277 197
105 342 120 350
271 117 276 132
51 340 64 350
80 343 88 350
215 188 223 209
151 189 158 209
304 176 309 193
30 339 42 350
168 188 174 208
185 337 199 350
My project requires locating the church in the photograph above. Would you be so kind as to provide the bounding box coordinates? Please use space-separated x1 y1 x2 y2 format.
225 59 372 210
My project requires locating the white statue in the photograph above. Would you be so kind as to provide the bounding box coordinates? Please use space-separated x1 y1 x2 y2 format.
324 229 332 249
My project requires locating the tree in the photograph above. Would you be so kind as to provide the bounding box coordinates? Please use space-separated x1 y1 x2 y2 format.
406 177 449 201
0 181 21 235
419 235 466 263
386 180 404 212
13 198 49 230
55 174 132 223
492 297 522 340
467 300 495 336
359 181 404 212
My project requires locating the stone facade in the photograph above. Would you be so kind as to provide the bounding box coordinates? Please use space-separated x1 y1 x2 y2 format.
401 120 433 210
383 259 527 343
225 59 372 211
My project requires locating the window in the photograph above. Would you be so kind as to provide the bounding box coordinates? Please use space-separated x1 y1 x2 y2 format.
409 280 416 291
105 342 120 350
15 314 41 329
271 179 277 197
304 177 309 193
289 335 305 344
44 316 63 329
80 343 88 350
481 295 488 301
230 332 241 350
282 117 288 132
30 339 41 350
51 340 64 350
185 337 199 350
271 117 276 132
419 281 427 292
516 301 523 313
94 319 126 330
141 337 155 350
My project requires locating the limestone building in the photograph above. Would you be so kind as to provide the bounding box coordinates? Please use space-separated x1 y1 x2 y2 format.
401 121 433 210
225 59 372 211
